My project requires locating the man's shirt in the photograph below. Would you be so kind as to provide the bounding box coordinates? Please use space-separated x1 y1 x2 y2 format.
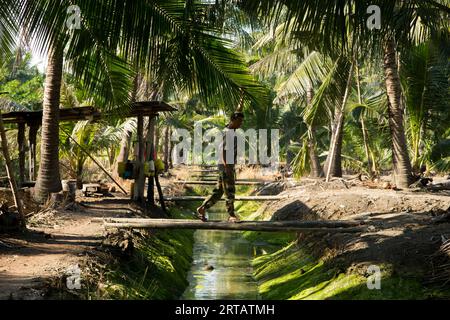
218 126 238 170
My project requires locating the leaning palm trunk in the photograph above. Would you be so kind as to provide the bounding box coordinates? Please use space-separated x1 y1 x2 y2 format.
383 39 414 188
34 46 63 202
356 64 374 177
325 62 355 181
306 86 323 177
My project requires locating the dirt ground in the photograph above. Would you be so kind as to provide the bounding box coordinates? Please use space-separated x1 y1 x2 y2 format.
0 195 149 299
1 171 449 299
254 177 450 282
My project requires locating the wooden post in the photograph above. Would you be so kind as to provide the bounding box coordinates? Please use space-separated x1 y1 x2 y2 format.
17 123 26 185
163 126 169 172
145 116 156 206
0 112 24 219
28 123 39 181
133 115 145 202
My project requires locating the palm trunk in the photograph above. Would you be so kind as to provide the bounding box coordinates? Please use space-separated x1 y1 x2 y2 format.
76 159 83 190
383 39 414 188
356 64 373 177
114 129 132 175
306 85 323 177
34 46 63 202
325 61 354 181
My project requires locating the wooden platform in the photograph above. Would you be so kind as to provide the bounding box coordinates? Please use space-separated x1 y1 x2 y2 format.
92 218 366 233
162 195 287 201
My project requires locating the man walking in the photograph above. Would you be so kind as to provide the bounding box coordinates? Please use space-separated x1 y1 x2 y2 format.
196 112 244 223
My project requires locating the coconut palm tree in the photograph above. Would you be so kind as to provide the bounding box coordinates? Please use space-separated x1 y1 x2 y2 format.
400 39 450 170
239 0 449 187
15 0 267 201
251 25 354 179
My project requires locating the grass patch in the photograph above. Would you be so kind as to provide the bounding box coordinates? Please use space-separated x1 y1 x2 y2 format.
86 207 195 300
252 240 450 300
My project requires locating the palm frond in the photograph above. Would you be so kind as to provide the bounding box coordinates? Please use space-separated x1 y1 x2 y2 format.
302 55 352 127
276 51 329 102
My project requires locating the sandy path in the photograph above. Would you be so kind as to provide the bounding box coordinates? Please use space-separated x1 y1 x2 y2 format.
0 197 137 299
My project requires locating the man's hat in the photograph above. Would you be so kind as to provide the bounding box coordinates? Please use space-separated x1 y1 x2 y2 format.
231 112 244 120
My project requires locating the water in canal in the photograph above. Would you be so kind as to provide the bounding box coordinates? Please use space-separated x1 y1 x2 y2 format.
182 204 272 300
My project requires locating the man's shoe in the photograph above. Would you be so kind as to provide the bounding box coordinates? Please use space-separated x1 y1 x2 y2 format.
228 215 240 223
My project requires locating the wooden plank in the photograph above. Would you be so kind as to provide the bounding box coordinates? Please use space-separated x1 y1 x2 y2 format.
96 218 366 233
2 102 176 124
162 195 288 201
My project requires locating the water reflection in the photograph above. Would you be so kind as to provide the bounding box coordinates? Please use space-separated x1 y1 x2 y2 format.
182 205 269 300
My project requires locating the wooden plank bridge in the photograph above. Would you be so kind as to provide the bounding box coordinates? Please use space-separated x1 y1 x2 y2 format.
92 218 367 233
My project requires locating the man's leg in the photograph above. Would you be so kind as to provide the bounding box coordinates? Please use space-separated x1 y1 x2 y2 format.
197 174 224 220
223 167 238 221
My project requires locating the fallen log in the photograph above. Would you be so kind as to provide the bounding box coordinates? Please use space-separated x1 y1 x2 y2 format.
162 195 288 201
171 181 266 186
98 218 366 232
92 217 365 228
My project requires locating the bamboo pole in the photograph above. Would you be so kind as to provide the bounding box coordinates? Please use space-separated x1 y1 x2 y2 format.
162 195 288 201
92 218 365 228
98 219 366 233
171 181 266 186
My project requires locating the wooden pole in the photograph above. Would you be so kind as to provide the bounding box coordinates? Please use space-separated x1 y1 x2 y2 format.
28 123 39 181
93 218 365 227
162 195 288 201
154 174 168 215
145 116 156 205
134 115 145 202
171 181 265 186
98 219 366 233
0 112 24 219
17 123 25 185
59 126 128 195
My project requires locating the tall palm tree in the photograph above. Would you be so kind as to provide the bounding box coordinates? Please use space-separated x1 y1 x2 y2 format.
17 0 267 201
33 45 64 199
400 39 450 170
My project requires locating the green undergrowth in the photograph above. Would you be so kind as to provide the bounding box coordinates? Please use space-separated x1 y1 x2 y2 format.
86 207 194 300
237 200 296 246
253 240 450 300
